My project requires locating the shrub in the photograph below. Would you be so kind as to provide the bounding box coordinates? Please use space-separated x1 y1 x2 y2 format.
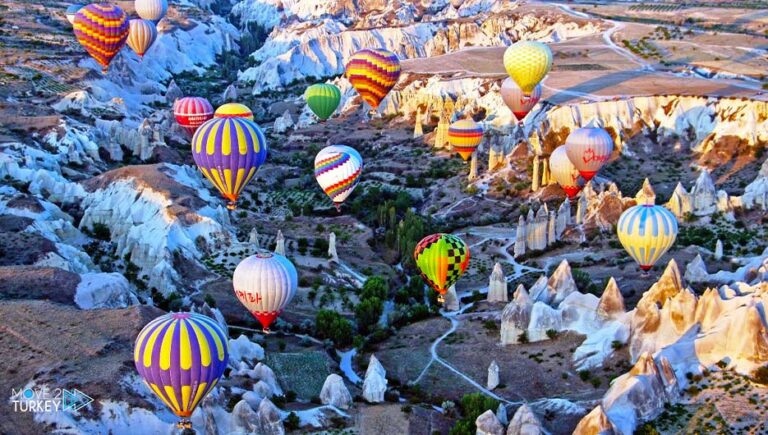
355 297 383 335
284 412 300 431
449 393 499 435
518 331 529 344
91 222 111 241
361 276 389 300
578 370 591 381
314 310 353 347
611 340 623 350
545 329 558 340
752 365 768 384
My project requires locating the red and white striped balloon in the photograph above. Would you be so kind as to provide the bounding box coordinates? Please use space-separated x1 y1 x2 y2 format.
173 97 213 135
232 252 298 333
126 19 157 59
564 127 614 181
500 78 542 123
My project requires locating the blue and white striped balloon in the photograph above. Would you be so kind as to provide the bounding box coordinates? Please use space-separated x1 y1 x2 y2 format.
617 203 678 271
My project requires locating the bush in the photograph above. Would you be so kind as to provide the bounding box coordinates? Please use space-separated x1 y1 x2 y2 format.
361 276 389 300
578 370 591 381
91 222 111 241
545 329 558 340
355 297 383 335
611 340 623 350
284 412 300 431
752 365 768 384
518 331 529 344
449 393 499 435
315 310 354 347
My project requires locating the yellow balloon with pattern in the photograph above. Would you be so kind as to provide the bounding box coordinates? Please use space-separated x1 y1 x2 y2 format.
503 41 553 95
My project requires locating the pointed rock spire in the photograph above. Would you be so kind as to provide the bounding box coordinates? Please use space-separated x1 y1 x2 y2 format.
328 232 338 262
635 178 656 205
274 230 285 255
507 403 545 435
487 360 500 390
573 405 616 435
597 277 625 319
487 263 508 303
444 284 460 311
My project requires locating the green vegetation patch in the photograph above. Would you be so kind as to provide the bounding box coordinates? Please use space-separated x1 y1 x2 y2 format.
265 351 331 400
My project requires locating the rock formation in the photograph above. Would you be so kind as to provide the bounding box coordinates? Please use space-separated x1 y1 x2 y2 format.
274 230 285 255
714 239 723 260
232 400 259 433
165 79 183 104
487 360 500 390
363 354 387 403
249 227 260 250
328 232 338 262
256 398 285 435
665 182 692 218
507 404 544 435
691 169 717 216
273 110 294 133
573 405 615 435
222 83 238 102
444 284 460 311
596 277 625 319
547 211 556 246
413 110 423 138
556 199 570 238
496 403 508 426
475 410 504 435
320 374 352 409
74 273 138 309
514 215 526 258
742 156 768 210
531 156 541 192
487 263 508 303
548 259 578 305
684 254 708 283
469 151 478 181
500 285 532 345
253 363 283 396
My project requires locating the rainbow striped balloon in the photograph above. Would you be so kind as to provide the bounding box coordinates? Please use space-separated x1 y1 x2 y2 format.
126 19 157 59
448 119 484 160
134 313 228 421
345 48 401 110
191 117 268 209
214 103 254 121
73 3 130 73
617 203 678 271
314 145 363 211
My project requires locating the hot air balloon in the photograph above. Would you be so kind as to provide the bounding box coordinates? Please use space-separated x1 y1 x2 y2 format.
314 145 363 211
174 97 214 135
135 0 168 23
345 48 401 110
126 19 157 59
413 233 470 302
448 119 484 161
549 146 582 199
233 251 298 333
214 103 254 121
503 41 553 96
305 83 341 121
66 5 83 25
501 78 542 123
564 127 614 181
617 199 678 272
134 312 228 429
191 117 268 210
73 3 130 73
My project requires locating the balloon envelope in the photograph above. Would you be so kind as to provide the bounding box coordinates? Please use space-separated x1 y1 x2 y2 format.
549 146 582 199
73 3 130 73
134 312 228 419
314 145 363 209
126 19 157 58
501 78 542 122
305 84 341 120
503 41 552 95
564 127 614 181
413 233 470 295
214 103 254 121
233 251 298 331
135 0 168 23
174 97 214 135
448 119 483 161
617 203 678 271
345 48 401 109
191 117 268 209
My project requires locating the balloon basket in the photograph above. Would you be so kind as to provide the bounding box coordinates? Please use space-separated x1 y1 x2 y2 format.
226 201 237 211
333 203 342 213
437 295 445 304
176 419 192 430
262 327 271 335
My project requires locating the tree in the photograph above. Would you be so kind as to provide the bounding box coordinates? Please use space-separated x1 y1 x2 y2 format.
361 276 389 300
449 393 499 435
314 310 353 347
355 297 383 335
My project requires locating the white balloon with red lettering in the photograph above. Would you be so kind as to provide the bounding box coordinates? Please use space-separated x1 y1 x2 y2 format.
232 251 297 333
500 78 541 123
549 146 583 199
564 127 614 181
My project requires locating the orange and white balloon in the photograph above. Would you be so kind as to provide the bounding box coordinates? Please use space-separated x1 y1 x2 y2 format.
564 127 614 181
126 19 157 59
549 146 582 199
233 252 298 333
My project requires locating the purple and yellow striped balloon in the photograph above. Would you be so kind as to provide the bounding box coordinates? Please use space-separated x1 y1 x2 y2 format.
191 117 268 210
134 313 229 420
73 3 129 73
345 48 401 109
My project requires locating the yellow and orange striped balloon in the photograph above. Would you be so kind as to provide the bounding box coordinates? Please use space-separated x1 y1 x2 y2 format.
345 48 401 109
448 119 483 160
